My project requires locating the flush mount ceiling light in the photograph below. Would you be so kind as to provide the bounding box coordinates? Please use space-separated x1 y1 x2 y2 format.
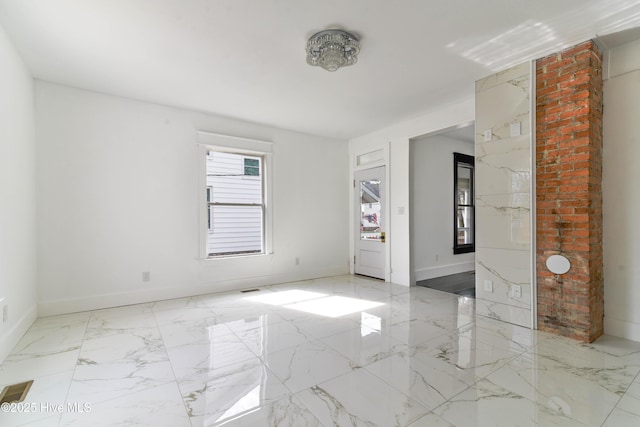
306 29 360 72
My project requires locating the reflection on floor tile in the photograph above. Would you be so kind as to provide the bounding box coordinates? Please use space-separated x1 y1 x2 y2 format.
61 382 191 427
296 367 430 426
177 356 289 423
263 340 357 393
408 412 456 427
602 408 640 427
434 378 589 427
365 351 471 411
486 351 624 426
191 394 323 427
1 274 639 426
318 326 408 368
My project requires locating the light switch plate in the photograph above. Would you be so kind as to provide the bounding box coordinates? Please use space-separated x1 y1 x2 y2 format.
510 122 521 137
483 129 492 142
484 280 493 292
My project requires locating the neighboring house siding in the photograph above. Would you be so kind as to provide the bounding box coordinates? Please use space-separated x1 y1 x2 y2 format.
207 151 262 255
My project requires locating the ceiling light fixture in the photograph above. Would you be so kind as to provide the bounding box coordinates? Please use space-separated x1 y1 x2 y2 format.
306 29 360 72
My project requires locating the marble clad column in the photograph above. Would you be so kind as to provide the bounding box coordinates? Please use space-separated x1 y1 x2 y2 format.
475 62 533 328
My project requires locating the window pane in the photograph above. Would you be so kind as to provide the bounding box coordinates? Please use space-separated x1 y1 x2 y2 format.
360 180 381 240
208 205 262 255
457 164 472 205
244 166 259 176
244 158 260 176
457 206 474 244
207 152 262 204
244 158 259 168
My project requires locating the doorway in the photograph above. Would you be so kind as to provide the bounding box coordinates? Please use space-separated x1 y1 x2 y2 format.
354 166 386 280
410 124 476 296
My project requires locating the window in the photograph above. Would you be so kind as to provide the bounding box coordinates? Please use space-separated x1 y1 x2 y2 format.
244 158 260 176
206 150 265 257
454 153 475 254
197 131 272 260
359 179 382 241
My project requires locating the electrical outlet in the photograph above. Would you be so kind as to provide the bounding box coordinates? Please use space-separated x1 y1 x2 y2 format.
511 285 522 298
484 280 493 292
142 272 151 282
3 305 8 323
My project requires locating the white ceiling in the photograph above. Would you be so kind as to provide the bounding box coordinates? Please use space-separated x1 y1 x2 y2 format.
1 0 640 140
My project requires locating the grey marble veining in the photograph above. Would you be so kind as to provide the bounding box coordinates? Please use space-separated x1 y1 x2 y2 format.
1 275 639 426
475 61 533 328
476 61 531 93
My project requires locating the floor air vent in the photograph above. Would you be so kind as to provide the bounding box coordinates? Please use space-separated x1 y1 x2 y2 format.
240 289 260 293
0 380 34 403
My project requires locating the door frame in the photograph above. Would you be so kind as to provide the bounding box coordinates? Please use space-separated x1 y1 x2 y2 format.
349 144 391 282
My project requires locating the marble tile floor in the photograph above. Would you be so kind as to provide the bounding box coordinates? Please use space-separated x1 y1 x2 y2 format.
1 275 640 426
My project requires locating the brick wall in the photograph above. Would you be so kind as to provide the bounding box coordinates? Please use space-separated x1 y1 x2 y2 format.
536 41 604 342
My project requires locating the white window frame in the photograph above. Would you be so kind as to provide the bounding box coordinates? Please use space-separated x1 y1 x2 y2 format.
197 131 273 260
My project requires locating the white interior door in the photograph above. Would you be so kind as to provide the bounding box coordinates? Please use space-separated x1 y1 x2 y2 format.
354 166 386 279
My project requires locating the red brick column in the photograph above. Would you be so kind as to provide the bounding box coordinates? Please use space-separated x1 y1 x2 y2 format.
536 41 603 342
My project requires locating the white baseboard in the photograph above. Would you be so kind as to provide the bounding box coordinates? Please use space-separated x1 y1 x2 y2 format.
605 317 640 342
415 261 475 282
38 266 349 317
0 304 37 363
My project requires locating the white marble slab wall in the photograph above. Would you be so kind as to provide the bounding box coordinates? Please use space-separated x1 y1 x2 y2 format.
475 62 532 328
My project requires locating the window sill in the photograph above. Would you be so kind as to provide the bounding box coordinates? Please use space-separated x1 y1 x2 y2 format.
198 252 273 263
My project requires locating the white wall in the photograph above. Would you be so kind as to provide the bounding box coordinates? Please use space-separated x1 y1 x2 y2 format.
411 134 475 281
35 82 349 316
603 38 640 341
0 25 37 361
349 98 475 286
